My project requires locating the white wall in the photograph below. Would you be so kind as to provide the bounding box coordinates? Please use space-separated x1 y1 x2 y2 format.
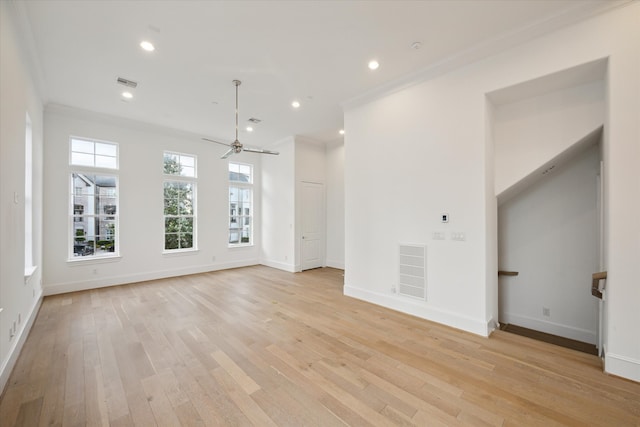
494 81 605 195
345 71 490 335
42 105 262 294
499 143 600 343
260 136 329 272
344 3 640 381
260 137 296 271
0 0 45 392
326 140 345 269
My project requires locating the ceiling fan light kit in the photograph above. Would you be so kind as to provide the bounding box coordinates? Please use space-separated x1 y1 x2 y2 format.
202 79 279 159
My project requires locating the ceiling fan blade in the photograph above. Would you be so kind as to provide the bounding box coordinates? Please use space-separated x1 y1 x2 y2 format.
220 148 235 159
202 137 231 147
243 147 280 155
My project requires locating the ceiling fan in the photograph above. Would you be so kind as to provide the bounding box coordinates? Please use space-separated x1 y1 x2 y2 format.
202 80 279 159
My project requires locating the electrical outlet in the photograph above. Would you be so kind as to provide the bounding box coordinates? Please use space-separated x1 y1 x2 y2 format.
451 232 466 241
212 255 216 262
391 286 397 294
93 269 98 275
432 232 445 240
543 307 550 317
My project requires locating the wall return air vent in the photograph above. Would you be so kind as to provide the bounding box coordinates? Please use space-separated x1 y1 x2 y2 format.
398 244 426 300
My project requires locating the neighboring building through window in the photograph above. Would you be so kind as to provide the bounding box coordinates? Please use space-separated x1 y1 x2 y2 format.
228 162 252 246
69 137 119 259
163 151 196 251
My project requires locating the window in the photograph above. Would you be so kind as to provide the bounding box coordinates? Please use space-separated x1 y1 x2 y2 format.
25 114 35 276
228 162 253 246
70 137 119 259
163 152 195 177
164 152 197 251
71 137 118 169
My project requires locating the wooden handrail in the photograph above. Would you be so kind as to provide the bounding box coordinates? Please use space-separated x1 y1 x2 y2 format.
591 271 607 299
498 271 519 276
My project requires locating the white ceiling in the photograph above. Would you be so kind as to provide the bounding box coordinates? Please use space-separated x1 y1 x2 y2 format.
18 0 625 148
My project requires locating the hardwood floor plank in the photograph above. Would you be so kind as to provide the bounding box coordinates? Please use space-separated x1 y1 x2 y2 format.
62 340 85 426
1 266 638 427
211 350 261 395
140 373 183 427
210 367 277 427
13 396 43 427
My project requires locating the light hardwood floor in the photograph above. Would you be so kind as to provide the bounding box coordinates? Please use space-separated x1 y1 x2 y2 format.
1 266 639 426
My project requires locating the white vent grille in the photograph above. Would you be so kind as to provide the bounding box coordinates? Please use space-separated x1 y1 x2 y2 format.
399 244 426 300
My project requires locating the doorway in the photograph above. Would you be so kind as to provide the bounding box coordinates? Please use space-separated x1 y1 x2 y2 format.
498 140 601 353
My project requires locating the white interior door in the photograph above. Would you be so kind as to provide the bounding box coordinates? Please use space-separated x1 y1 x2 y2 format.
301 181 324 271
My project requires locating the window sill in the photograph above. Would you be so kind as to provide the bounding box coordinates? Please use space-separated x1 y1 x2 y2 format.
162 248 199 256
228 243 254 249
67 255 122 265
24 265 38 284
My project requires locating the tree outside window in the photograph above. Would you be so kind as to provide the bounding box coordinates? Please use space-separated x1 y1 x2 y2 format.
163 152 196 251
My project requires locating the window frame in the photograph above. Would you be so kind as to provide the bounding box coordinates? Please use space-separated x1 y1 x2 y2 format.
163 151 198 253
24 113 36 279
68 137 120 262
228 161 253 247
70 136 119 170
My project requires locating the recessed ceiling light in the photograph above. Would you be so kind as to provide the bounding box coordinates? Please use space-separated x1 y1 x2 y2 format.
246 126 253 132
140 41 155 52
292 100 301 108
411 41 422 50
339 129 345 135
122 91 133 99
368 60 379 70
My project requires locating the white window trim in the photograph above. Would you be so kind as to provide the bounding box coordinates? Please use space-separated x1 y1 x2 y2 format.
24 265 37 284
25 113 34 276
163 150 197 178
162 178 198 252
68 136 120 262
69 135 119 170
163 151 198 252
68 171 120 261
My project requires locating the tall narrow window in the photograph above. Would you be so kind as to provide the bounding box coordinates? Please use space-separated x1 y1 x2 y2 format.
69 137 119 259
228 162 253 246
164 151 197 251
24 113 34 275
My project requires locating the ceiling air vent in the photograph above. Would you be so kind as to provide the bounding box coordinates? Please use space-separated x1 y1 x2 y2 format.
247 118 262 124
116 77 138 88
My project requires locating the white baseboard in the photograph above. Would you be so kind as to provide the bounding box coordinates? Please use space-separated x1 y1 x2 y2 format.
0 290 43 394
259 259 297 273
325 259 345 270
502 312 596 344
344 284 489 337
43 259 259 296
605 351 640 383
